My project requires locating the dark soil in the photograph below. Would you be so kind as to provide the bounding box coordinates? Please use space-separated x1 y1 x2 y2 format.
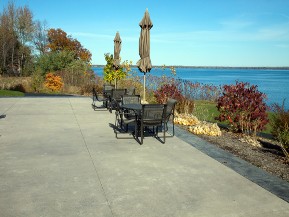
180 125 289 182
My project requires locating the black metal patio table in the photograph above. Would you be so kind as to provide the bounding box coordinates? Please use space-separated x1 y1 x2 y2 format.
121 103 166 144
121 103 142 112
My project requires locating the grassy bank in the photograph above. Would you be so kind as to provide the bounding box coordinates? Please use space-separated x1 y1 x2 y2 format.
193 100 273 134
0 90 25 97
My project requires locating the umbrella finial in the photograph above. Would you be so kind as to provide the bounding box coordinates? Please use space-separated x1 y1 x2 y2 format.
114 31 121 43
139 8 153 28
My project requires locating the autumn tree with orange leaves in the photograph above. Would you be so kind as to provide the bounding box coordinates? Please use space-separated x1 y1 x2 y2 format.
35 28 94 94
47 28 91 63
44 72 64 92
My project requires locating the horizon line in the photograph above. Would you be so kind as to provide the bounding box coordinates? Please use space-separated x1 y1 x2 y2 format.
91 65 289 69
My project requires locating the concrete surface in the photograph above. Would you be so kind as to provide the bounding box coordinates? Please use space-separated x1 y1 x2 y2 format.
0 97 288 217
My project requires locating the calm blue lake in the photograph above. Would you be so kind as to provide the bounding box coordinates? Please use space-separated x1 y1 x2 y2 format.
93 67 289 109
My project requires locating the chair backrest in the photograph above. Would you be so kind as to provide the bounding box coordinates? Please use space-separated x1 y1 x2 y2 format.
92 87 99 100
92 87 96 96
113 98 121 112
126 87 136 95
104 84 114 90
165 98 177 121
103 84 114 97
141 104 167 125
121 95 141 105
112 89 127 101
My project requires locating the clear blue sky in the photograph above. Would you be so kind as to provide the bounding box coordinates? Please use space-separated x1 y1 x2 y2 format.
1 0 289 67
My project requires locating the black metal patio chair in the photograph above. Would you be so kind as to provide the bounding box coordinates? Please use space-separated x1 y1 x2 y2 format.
103 84 114 108
121 95 141 129
136 104 167 145
164 98 178 136
126 87 136 95
113 99 137 138
103 84 114 96
121 95 141 105
92 87 109 110
108 89 127 113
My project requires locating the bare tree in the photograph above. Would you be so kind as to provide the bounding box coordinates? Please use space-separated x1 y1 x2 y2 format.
0 1 43 76
0 13 10 73
0 2 19 75
14 5 34 75
33 20 48 55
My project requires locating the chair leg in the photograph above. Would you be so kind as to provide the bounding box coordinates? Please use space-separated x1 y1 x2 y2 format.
92 96 95 110
140 124 144 145
165 121 175 137
156 125 165 144
134 120 139 143
163 124 166 143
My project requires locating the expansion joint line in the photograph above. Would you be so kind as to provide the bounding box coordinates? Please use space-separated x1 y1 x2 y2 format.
68 98 115 217
1 98 22 116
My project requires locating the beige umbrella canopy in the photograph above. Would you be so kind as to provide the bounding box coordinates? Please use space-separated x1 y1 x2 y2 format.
136 8 153 102
113 31 122 69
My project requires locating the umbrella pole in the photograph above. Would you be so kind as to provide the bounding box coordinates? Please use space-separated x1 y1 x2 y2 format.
143 73 146 102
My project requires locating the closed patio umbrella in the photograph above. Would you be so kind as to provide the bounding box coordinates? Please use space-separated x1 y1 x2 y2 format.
113 31 122 69
136 8 153 102
113 31 122 88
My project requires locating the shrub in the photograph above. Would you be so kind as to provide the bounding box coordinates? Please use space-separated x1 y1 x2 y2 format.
216 81 269 136
44 73 64 92
103 53 131 88
175 97 194 114
36 50 75 73
154 83 184 104
271 101 289 159
154 83 194 114
31 69 45 92
0 77 32 93
9 84 26 93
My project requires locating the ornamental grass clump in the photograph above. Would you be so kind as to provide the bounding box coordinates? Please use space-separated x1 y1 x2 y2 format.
216 81 269 136
174 113 222 136
271 101 289 159
188 122 222 136
174 113 200 126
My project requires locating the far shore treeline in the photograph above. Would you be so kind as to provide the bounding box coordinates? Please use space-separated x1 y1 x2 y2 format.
92 65 289 70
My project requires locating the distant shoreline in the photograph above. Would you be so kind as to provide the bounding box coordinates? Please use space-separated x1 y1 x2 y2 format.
92 65 289 70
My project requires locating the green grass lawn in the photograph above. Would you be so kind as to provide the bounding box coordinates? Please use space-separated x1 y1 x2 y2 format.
0 90 25 97
193 100 273 134
193 100 219 122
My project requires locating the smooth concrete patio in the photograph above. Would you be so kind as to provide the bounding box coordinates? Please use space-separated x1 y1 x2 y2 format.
0 96 288 217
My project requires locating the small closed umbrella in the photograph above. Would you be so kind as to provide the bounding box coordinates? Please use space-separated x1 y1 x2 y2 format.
136 8 153 102
113 31 122 87
113 31 122 69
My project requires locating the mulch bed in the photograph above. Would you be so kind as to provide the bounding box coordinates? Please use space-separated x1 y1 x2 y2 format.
178 124 289 182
